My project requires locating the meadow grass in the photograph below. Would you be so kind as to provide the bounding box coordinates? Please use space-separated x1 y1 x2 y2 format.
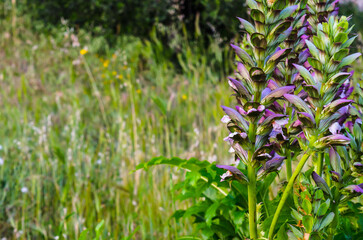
0 11 235 239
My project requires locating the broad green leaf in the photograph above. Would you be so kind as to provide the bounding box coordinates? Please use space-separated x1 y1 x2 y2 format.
334 32 348 43
317 199 330 217
333 49 349 61
302 199 312 214
303 215 314 233
205 201 220 226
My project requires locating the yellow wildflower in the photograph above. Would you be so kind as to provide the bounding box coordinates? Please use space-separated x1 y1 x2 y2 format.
182 94 187 100
103 60 109 68
123 65 128 70
112 71 117 76
136 89 142 94
117 75 123 80
80 49 88 55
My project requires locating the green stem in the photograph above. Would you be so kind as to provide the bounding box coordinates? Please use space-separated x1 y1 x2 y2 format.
268 152 311 240
317 152 324 176
248 164 258 240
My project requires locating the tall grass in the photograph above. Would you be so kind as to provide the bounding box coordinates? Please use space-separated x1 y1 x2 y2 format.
0 9 236 239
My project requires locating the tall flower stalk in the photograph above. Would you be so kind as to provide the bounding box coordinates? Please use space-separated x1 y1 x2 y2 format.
218 1 306 239
268 15 361 239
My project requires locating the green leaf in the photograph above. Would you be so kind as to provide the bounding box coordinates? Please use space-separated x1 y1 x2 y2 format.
302 199 312 214
291 208 303 221
333 49 349 61
284 94 314 116
251 9 265 23
303 215 314 233
338 53 362 68
278 5 298 20
246 0 258 9
308 58 323 71
341 36 358 49
276 223 289 240
95 220 104 233
237 17 256 34
293 64 315 85
317 199 330 217
78 229 89 240
305 40 320 60
152 96 167 115
334 32 348 43
318 212 335 230
204 202 220 227
289 224 304 239
231 44 255 66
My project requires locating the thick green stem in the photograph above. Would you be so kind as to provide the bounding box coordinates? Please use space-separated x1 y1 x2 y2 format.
317 152 324 176
268 152 311 240
248 164 258 240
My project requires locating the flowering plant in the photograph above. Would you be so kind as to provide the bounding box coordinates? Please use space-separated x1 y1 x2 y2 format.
137 0 363 239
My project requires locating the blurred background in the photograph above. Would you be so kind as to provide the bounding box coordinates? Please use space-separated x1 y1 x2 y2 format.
0 0 362 239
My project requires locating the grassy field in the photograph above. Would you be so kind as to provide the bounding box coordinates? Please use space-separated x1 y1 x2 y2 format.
0 11 239 239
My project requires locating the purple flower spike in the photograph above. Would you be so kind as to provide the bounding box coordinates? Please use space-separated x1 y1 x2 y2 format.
216 165 248 183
